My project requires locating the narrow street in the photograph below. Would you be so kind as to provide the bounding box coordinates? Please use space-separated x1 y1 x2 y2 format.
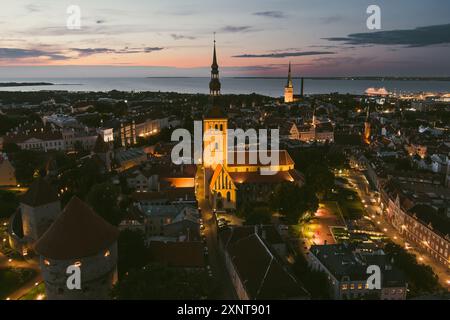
199 200 237 299
196 165 236 299
345 169 450 290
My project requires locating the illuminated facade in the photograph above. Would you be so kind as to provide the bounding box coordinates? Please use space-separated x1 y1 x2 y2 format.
284 62 294 103
289 109 334 143
199 42 303 211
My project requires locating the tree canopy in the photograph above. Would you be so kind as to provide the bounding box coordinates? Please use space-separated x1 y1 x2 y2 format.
269 182 318 224
86 182 123 226
117 230 148 277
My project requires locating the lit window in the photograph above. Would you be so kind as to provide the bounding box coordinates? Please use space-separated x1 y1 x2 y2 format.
341 284 348 290
44 259 50 266
104 250 111 257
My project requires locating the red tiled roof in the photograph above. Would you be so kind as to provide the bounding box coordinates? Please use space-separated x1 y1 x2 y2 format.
227 150 294 167
148 241 205 268
35 196 119 260
20 178 59 207
229 169 303 184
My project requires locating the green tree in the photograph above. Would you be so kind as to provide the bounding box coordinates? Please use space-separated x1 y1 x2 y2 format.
305 164 335 199
0 190 19 219
73 141 85 154
244 206 272 225
384 242 440 297
112 264 212 299
86 182 123 226
117 230 148 276
11 150 46 184
2 142 20 153
270 183 318 224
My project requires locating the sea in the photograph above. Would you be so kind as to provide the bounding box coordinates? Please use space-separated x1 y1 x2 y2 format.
0 77 449 97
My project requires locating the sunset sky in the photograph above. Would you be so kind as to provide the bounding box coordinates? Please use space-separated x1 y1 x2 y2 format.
1 0 450 77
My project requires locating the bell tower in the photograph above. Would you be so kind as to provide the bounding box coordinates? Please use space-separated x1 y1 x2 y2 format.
203 37 227 168
284 62 294 103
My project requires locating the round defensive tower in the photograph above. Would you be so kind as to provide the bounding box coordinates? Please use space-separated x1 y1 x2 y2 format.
35 196 119 300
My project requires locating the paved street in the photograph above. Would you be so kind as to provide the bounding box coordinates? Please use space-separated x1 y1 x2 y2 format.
199 200 237 299
196 165 236 299
345 169 450 290
302 203 346 249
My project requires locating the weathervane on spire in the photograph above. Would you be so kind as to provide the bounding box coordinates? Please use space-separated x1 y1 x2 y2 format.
209 33 220 96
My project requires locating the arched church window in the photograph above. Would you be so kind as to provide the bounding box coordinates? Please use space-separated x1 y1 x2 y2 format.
226 191 231 202
220 124 223 131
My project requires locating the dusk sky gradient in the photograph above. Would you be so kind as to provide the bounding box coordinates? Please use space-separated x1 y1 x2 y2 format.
1 0 450 77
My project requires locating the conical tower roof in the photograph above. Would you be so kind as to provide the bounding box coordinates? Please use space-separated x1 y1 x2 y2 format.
20 177 59 207
35 196 119 260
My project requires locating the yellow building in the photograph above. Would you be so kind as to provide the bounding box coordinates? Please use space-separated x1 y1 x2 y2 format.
199 42 304 211
283 62 304 103
284 62 294 103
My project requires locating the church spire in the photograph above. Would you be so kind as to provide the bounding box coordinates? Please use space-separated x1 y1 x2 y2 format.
209 34 221 96
286 61 293 88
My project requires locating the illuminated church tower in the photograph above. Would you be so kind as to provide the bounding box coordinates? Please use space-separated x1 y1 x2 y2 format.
203 38 228 168
284 62 294 103
364 105 371 145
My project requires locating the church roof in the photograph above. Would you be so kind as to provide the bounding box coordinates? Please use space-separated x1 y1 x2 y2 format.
205 104 226 119
35 196 119 260
229 169 304 185
20 178 59 207
227 150 294 167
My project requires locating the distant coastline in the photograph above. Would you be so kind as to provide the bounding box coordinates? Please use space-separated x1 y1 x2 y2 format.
143 76 450 81
230 76 450 81
0 82 54 87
